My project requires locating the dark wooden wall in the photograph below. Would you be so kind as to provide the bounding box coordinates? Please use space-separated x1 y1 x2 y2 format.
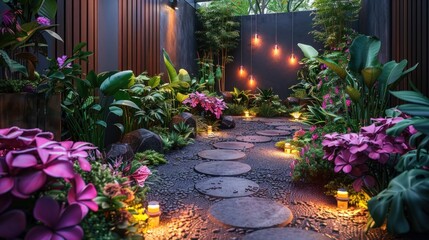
391 0 429 97
56 0 99 73
118 0 160 75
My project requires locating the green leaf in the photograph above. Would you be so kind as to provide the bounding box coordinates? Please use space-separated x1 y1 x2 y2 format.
386 60 407 85
0 50 28 76
95 120 107 128
48 71 65 79
38 0 57 19
100 70 133 96
73 42 87 53
43 29 63 42
176 92 189 102
148 75 161 88
162 48 178 83
297 43 319 58
390 91 429 106
398 104 429 117
114 123 124 134
368 169 429 234
111 100 141 110
317 57 347 80
396 149 429 172
348 35 381 72
109 106 123 116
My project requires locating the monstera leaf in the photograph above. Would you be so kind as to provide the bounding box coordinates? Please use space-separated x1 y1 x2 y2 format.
396 150 429 172
367 169 429 234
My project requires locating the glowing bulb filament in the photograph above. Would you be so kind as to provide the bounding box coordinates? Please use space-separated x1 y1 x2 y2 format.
273 44 280 55
239 66 244 76
289 53 297 65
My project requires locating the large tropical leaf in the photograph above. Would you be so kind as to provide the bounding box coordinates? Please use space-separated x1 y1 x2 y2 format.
297 43 319 59
396 150 429 172
367 169 429 234
398 104 429 117
111 100 141 111
162 49 178 83
38 0 57 19
0 50 28 76
316 57 347 80
348 35 381 72
100 70 133 96
390 91 429 106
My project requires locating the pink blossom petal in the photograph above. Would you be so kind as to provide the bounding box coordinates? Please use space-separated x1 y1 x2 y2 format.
43 160 74 179
342 164 352 173
16 170 47 195
56 226 83 240
25 226 55 240
56 204 82 229
34 197 60 227
0 177 14 194
8 153 38 168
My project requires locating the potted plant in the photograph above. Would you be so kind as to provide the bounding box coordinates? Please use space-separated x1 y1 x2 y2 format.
0 0 62 138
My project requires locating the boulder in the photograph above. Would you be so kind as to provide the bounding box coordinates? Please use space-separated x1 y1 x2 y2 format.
170 112 197 138
219 115 236 129
122 128 164 153
106 143 134 163
221 91 233 103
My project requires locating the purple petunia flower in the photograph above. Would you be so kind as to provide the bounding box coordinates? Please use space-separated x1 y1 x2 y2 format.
57 55 72 69
36 16 50 26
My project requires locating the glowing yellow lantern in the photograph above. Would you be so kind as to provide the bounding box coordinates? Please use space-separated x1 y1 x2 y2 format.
284 143 291 154
336 189 349 209
147 201 161 228
207 125 213 135
244 110 250 118
291 111 301 120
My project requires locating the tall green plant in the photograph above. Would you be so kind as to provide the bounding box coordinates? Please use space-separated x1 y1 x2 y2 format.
298 35 418 126
196 1 239 91
311 0 360 49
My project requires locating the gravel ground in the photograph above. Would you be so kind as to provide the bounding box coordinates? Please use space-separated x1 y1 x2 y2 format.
145 117 401 240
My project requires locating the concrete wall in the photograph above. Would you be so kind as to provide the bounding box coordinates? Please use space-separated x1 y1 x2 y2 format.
225 11 321 99
359 0 391 63
98 0 119 72
160 0 198 79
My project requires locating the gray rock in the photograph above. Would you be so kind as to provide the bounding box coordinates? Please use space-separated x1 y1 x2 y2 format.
220 115 236 129
106 143 134 163
122 128 163 153
170 112 197 138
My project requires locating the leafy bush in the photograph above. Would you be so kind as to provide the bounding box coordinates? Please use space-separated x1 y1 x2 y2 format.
133 150 167 166
224 103 246 116
160 131 194 151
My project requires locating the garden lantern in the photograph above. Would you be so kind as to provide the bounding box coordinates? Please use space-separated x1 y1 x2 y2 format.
291 111 301 120
207 125 213 135
284 143 291 154
244 110 250 118
147 201 161 228
336 189 349 209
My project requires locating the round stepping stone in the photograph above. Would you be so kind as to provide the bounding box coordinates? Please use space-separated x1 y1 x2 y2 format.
195 177 259 198
243 228 330 240
256 130 291 136
256 118 285 123
236 135 272 143
209 197 293 228
276 125 302 131
265 122 289 126
198 149 246 161
213 141 254 150
194 161 251 176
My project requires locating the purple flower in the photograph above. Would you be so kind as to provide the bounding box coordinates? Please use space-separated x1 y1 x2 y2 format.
26 196 83 240
312 133 319 141
68 174 98 217
59 141 97 171
346 99 351 107
36 16 50 26
57 55 72 69
0 195 26 239
309 126 317 133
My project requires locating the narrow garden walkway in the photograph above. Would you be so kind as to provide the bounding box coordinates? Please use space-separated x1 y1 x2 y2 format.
145 117 393 240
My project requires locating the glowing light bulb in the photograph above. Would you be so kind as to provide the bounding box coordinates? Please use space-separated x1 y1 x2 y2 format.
249 75 255 86
239 65 244 76
289 53 297 65
273 44 280 56
253 33 260 45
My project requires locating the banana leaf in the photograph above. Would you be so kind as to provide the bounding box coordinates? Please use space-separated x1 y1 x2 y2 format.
390 91 429 106
316 57 347 80
297 43 319 59
348 35 381 73
100 70 133 96
0 50 28 76
162 48 178 83
367 169 429 234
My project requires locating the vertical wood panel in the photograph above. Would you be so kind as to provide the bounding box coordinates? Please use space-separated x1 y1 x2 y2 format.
391 0 429 104
118 0 160 75
56 0 98 74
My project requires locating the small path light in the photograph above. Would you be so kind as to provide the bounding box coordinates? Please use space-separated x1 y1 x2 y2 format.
207 125 213 136
284 142 292 154
147 201 161 228
290 111 301 120
336 189 349 210
244 110 250 118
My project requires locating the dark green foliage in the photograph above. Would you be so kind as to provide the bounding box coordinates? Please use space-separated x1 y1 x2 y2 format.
224 103 246 116
160 131 194 151
253 103 278 118
252 88 287 117
173 122 194 139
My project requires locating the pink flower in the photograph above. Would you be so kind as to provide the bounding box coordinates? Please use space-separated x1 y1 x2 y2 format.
311 133 319 141
67 174 98 217
309 126 317 132
36 16 50 26
57 55 72 69
335 86 340 95
130 166 151 187
346 99 351 107
322 101 327 109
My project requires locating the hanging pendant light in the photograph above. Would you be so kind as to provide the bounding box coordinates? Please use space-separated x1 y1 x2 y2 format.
289 12 298 65
249 15 255 87
239 15 245 77
273 13 280 56
253 13 260 46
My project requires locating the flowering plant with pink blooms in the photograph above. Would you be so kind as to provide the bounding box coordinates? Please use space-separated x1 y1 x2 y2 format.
322 115 417 196
182 91 227 122
0 126 98 239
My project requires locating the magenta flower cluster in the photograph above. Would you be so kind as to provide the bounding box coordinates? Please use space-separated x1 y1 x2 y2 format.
0 127 98 239
322 117 416 192
182 91 227 119
57 55 72 69
36 16 50 26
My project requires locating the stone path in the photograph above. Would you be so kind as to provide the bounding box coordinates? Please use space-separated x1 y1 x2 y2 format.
256 130 292 136
145 116 397 240
194 161 251 176
236 135 272 143
213 141 254 150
